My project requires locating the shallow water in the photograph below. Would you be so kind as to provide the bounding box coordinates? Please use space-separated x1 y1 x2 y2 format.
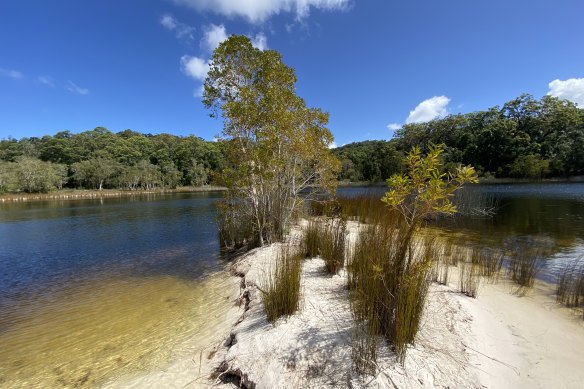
339 182 584 278
0 192 234 388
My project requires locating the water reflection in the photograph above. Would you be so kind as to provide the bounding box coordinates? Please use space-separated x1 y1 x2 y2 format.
338 183 584 273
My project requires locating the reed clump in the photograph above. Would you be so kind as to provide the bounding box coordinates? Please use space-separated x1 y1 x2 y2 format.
509 243 541 288
303 220 322 258
216 200 258 252
320 218 347 274
348 145 478 367
475 248 504 282
337 195 384 223
261 245 303 323
556 257 584 319
459 259 481 298
348 215 435 364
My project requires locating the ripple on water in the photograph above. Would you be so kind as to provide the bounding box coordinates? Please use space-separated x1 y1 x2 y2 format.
0 270 240 388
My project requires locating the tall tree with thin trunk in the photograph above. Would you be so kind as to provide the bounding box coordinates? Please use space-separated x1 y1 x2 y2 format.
203 35 340 246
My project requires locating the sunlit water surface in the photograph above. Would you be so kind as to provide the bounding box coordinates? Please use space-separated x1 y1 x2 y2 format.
0 192 237 388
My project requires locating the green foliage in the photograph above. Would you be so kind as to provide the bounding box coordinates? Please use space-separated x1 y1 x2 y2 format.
349 146 477 365
395 94 584 178
382 144 478 226
12 156 65 193
0 128 224 193
204 35 340 246
332 141 403 182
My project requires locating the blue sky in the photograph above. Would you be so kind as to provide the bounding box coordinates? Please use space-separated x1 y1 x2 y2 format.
1 0 583 146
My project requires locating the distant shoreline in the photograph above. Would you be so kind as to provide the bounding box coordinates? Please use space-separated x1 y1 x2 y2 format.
0 186 227 202
338 175 584 187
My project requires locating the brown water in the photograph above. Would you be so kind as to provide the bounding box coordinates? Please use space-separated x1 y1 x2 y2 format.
0 192 238 388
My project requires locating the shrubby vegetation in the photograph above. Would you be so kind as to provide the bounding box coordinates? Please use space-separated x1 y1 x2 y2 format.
205 35 339 248
3 93 582 193
334 94 584 180
0 128 225 192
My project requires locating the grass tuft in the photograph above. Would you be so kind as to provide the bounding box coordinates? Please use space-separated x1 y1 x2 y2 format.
509 243 541 289
302 220 321 258
261 245 303 323
556 257 584 319
320 218 347 274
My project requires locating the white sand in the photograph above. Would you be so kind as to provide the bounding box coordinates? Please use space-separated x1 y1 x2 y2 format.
105 222 584 388
210 223 584 388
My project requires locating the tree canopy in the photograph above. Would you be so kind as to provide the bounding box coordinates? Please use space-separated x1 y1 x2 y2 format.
204 35 340 246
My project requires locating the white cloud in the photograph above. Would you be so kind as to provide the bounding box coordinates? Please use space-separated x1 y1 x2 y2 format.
548 78 584 107
251 32 268 50
38 76 55 87
180 56 209 80
387 123 401 131
172 0 350 23
328 141 337 149
202 24 228 52
67 80 90 95
160 14 196 41
405 96 450 124
0 67 24 79
194 84 205 97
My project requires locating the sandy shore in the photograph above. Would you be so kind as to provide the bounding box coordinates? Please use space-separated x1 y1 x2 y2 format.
208 223 584 388
104 222 584 388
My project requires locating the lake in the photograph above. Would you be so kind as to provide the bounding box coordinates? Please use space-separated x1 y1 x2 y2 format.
339 182 584 278
1 183 583 387
0 192 238 388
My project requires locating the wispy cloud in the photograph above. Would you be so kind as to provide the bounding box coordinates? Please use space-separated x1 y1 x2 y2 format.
406 96 450 124
38 76 55 87
160 14 196 41
387 123 401 131
67 80 90 95
172 0 351 24
202 24 228 52
0 67 24 79
251 32 268 50
548 77 584 107
180 56 209 81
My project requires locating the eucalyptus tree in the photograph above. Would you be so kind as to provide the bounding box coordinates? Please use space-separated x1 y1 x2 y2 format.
203 35 340 246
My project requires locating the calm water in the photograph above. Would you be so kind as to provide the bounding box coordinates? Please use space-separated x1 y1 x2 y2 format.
1 184 583 387
0 192 238 388
339 183 584 277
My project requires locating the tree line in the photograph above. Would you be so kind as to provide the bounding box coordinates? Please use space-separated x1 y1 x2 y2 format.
2 93 582 193
0 128 225 193
334 94 584 181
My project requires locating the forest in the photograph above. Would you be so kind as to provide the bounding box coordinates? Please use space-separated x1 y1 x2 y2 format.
0 128 225 193
1 94 583 193
334 94 584 181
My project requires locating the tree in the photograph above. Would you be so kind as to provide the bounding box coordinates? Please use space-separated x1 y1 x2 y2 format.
13 156 62 193
379 145 478 361
186 159 208 186
71 157 120 190
203 35 340 246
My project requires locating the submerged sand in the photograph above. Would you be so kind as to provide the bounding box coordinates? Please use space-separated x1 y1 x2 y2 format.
106 222 584 388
